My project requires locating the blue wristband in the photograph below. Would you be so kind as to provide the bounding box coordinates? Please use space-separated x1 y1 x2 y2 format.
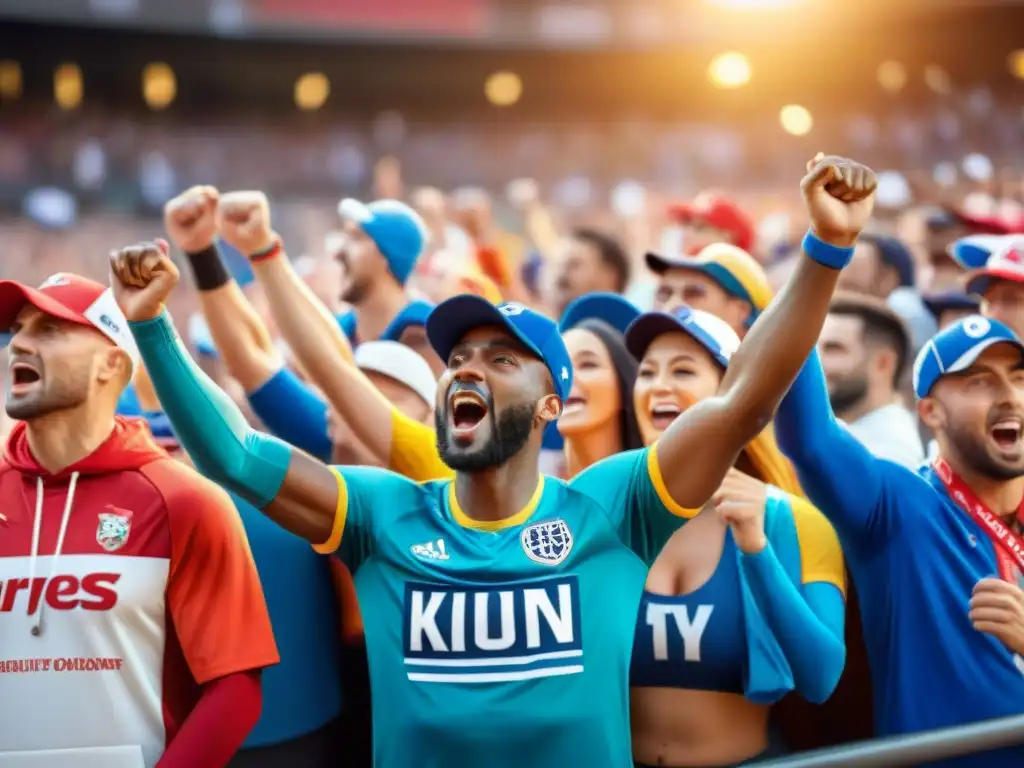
802 230 854 270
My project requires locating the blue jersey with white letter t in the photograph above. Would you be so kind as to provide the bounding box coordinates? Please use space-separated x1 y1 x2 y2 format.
319 446 685 768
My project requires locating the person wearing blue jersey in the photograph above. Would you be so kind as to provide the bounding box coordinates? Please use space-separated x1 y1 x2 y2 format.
776 315 1024 767
110 154 876 768
624 306 845 767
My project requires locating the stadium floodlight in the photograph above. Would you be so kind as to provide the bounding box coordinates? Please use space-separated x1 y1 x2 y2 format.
779 104 813 136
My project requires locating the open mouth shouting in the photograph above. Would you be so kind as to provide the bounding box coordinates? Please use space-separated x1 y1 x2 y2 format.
9 361 42 396
990 416 1023 454
449 389 489 444
649 402 682 431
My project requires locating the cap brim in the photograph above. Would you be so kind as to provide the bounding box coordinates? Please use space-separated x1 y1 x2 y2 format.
426 294 544 364
964 266 1024 297
624 312 691 360
645 252 709 277
337 198 374 225
0 281 91 332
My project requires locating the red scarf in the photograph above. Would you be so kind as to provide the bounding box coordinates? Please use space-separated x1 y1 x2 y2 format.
933 456 1024 582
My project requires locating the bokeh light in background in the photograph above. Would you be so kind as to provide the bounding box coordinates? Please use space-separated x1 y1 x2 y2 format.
924 65 952 95
294 72 329 111
142 63 176 111
485 72 522 107
0 60 21 100
779 104 813 136
1009 50 1024 80
53 63 82 110
707 52 751 90
877 61 907 94
703 0 796 7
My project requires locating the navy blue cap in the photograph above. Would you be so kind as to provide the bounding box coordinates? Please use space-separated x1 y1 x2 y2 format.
558 292 641 335
912 315 1024 399
381 299 435 342
625 306 741 370
427 296 573 401
922 290 980 321
338 198 428 286
861 234 915 288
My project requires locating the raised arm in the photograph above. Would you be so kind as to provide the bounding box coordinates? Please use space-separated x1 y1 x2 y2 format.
775 349 896 547
164 186 281 392
109 240 340 548
216 191 400 465
656 155 877 508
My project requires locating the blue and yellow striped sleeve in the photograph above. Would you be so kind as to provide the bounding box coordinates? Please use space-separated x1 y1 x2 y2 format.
790 495 846 598
571 446 696 566
312 465 396 571
389 410 454 483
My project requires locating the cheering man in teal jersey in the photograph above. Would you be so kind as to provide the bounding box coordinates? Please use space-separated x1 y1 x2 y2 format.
110 155 876 768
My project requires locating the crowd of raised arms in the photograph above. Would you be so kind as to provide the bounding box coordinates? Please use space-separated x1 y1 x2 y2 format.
2 152 1024 768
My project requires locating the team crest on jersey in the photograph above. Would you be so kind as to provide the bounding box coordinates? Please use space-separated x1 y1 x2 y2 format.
96 507 132 552
521 519 573 566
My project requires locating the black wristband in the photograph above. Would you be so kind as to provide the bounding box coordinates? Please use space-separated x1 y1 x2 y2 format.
184 244 231 291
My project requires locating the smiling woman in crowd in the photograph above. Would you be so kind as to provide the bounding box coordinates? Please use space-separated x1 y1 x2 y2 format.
624 306 847 768
557 293 645 476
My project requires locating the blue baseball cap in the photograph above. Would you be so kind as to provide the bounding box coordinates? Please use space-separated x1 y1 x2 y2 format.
624 305 741 370
426 297 573 401
922 290 980 321
912 315 1024 399
381 299 435 342
558 292 641 335
338 198 428 286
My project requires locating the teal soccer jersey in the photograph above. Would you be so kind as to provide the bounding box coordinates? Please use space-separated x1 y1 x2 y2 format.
316 447 687 768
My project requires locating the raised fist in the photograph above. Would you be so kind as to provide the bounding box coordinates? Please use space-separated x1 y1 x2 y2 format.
164 186 219 254
109 239 180 322
801 154 878 248
217 190 276 256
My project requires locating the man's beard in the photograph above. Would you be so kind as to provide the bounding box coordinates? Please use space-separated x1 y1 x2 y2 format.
5 368 89 421
827 374 868 417
947 416 1024 481
435 402 536 472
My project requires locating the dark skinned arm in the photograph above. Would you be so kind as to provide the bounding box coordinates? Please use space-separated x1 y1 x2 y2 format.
656 155 877 509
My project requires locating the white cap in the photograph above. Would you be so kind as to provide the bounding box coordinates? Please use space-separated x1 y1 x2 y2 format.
355 340 437 407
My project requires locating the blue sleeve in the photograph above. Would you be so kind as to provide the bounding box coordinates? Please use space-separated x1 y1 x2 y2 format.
739 546 846 704
775 349 898 547
128 312 293 508
570 447 688 566
246 368 332 461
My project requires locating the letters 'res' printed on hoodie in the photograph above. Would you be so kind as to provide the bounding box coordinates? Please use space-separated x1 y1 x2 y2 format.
0 416 278 767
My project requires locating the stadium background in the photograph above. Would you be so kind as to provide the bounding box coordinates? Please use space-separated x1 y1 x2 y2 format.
0 1 1023 345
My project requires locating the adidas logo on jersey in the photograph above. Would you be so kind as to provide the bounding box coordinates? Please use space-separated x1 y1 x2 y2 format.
403 576 584 684
0 574 121 614
410 538 450 561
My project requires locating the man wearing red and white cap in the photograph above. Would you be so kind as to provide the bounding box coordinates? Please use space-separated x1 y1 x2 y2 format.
668 192 755 256
0 271 278 767
962 236 1024 339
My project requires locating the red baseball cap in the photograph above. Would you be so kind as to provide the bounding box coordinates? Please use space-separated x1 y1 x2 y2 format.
0 273 139 369
669 193 755 253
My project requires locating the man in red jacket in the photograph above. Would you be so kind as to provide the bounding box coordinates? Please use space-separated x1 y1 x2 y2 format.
0 272 278 768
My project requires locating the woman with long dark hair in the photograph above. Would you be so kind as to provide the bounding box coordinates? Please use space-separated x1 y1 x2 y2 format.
557 294 645 477
625 306 847 767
